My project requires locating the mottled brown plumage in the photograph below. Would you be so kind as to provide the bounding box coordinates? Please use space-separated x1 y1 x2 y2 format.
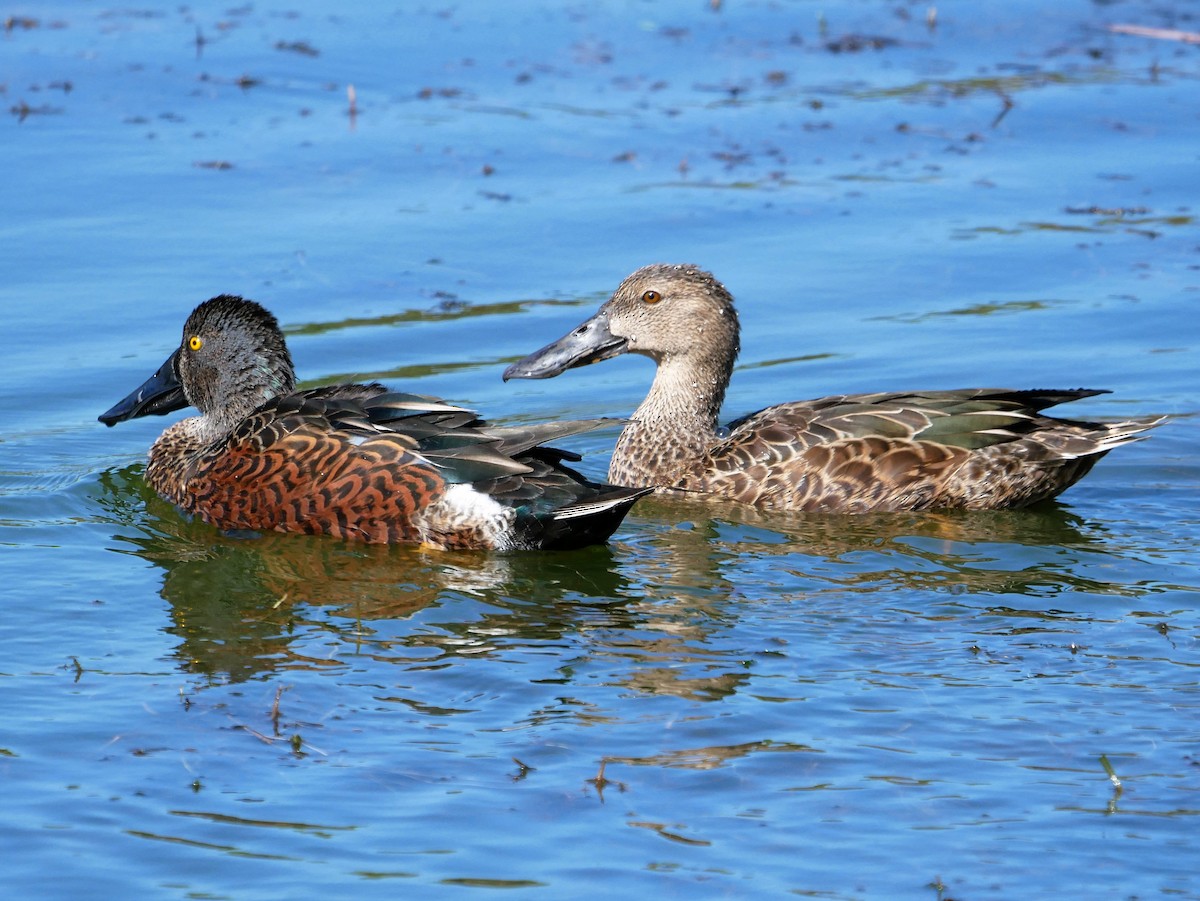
100 295 649 549
504 264 1163 511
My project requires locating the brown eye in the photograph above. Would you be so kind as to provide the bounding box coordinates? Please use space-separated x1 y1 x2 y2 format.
188 336 203 351
641 290 662 304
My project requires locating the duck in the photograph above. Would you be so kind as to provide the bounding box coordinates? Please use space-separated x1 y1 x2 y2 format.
503 263 1162 512
99 295 650 550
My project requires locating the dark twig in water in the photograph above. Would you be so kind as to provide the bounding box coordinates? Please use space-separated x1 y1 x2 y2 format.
238 723 277 745
511 757 534 781
586 758 627 802
270 684 290 736
4 15 39 31
825 34 899 53
235 721 326 757
10 101 64 122
991 92 1014 128
1100 754 1123 814
1065 205 1150 216
1100 754 1122 791
276 40 319 57
927 874 955 901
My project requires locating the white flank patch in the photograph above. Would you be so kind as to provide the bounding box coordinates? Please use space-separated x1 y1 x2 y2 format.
439 483 515 549
441 483 507 519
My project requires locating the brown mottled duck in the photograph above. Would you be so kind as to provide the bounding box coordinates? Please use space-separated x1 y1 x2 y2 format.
504 264 1162 512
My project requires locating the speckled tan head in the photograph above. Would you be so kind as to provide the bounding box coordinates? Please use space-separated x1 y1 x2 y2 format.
504 263 740 382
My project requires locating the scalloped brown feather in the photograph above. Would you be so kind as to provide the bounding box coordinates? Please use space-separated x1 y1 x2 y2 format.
150 408 446 543
655 388 1162 511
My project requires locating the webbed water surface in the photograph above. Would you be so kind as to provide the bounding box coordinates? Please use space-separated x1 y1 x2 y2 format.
3 2 1198 898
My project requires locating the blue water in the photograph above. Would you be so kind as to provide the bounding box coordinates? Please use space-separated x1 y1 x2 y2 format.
3 2 1198 898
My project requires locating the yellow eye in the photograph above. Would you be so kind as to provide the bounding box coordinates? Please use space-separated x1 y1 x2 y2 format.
641 290 662 304
188 335 203 351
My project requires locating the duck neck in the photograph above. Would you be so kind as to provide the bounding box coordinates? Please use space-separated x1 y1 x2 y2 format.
610 351 731 488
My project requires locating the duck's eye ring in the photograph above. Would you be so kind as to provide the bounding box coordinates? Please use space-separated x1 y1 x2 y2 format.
188 336 203 352
641 290 662 304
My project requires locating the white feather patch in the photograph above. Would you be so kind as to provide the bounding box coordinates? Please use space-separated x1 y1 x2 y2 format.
439 481 502 514
437 483 515 549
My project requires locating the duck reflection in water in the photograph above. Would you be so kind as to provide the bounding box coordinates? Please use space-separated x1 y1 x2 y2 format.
99 464 638 683
96 460 1125 694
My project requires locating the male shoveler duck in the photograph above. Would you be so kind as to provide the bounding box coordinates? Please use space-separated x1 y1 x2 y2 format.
504 264 1163 512
100 295 650 550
